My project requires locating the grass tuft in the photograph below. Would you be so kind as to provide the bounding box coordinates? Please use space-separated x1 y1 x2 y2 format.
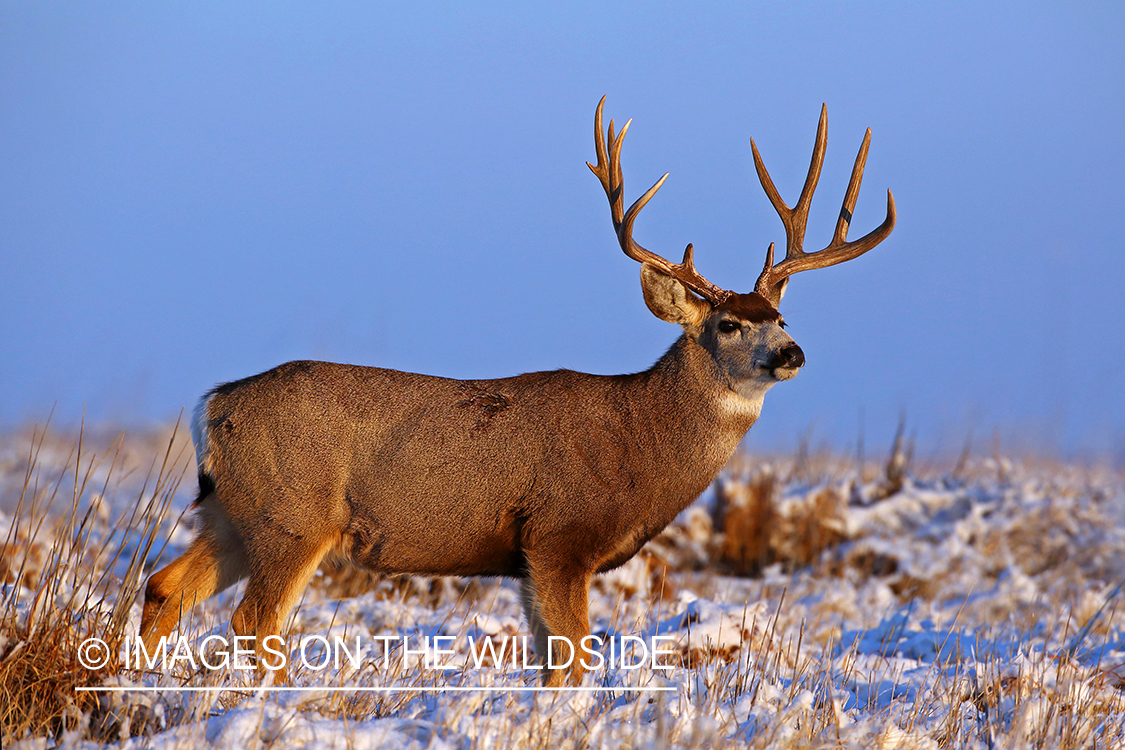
0 421 189 742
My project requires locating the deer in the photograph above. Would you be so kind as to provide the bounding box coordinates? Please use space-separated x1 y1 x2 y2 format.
140 97 895 687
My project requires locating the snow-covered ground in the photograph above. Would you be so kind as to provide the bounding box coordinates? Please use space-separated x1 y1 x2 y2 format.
3 428 1125 748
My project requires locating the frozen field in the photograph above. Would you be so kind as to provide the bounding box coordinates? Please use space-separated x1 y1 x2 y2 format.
2 426 1125 748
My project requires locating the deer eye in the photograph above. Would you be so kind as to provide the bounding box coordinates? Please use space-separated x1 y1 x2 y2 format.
717 320 740 334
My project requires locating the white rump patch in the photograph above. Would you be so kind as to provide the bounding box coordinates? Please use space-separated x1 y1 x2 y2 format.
191 394 213 473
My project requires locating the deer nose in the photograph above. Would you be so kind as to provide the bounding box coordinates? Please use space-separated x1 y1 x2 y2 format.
773 344 805 369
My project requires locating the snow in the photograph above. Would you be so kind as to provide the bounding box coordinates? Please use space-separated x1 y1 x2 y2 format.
4 431 1125 748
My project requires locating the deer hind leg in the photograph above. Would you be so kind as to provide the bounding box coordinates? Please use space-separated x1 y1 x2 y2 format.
231 534 335 684
521 563 592 687
141 495 248 652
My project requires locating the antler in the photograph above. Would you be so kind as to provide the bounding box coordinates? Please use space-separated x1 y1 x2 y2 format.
587 96 731 306
751 104 896 307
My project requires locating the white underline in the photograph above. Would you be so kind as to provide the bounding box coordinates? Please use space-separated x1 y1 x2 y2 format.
76 685 675 693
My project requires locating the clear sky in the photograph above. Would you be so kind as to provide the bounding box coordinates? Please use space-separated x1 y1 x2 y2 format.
2 3 1122 461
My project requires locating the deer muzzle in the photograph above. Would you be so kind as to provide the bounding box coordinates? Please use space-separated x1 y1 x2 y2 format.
769 344 805 373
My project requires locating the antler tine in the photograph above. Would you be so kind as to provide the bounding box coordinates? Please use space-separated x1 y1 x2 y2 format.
587 97 731 305
750 103 828 264
753 106 895 306
831 128 871 247
587 97 618 226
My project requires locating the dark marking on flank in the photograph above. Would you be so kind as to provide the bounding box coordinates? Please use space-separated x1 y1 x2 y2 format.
458 392 510 416
715 292 783 324
458 392 512 430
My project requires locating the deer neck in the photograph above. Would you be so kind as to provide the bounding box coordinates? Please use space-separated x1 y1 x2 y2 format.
638 334 763 479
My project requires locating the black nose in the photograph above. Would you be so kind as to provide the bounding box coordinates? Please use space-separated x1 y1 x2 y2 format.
774 344 805 369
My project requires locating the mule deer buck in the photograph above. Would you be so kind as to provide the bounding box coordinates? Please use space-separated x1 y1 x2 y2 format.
141 97 895 686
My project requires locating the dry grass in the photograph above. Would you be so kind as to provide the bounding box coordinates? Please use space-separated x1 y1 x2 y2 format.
1 423 1124 748
0 421 189 742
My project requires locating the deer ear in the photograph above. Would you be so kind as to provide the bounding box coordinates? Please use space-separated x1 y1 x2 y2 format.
640 264 711 329
774 277 789 304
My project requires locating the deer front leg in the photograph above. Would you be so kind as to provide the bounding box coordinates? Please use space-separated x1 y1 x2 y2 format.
521 563 592 687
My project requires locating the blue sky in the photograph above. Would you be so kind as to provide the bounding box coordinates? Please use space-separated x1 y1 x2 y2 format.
2 3 1122 461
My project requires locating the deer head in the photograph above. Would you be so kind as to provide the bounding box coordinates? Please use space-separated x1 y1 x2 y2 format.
588 97 895 401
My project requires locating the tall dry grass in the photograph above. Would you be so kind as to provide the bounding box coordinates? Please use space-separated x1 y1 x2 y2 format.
0 420 190 741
